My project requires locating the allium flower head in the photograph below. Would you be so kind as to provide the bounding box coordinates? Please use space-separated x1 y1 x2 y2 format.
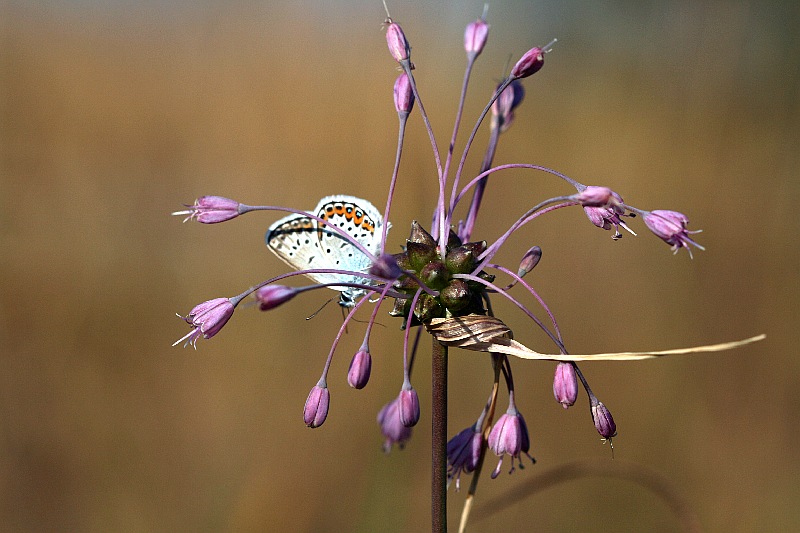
172 11 735 528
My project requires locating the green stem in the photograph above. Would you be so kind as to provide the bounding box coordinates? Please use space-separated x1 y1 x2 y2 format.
431 338 448 533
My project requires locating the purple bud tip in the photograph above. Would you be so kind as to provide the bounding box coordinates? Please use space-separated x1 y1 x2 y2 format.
517 246 542 278
173 297 235 348
398 387 421 427
347 349 372 389
304 384 330 428
464 19 489 57
386 22 410 63
591 401 617 439
254 285 298 311
393 73 415 115
643 210 705 255
172 195 242 224
510 46 545 79
553 362 578 408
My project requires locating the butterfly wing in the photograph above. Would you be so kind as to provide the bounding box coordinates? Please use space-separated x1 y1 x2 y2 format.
266 196 385 306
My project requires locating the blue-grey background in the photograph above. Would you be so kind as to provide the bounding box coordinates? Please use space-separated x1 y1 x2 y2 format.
2 1 798 531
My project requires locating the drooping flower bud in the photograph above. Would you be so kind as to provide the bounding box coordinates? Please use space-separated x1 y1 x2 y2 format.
347 349 372 389
377 397 413 452
173 196 242 224
510 46 545 79
583 188 636 241
386 21 410 63
491 80 525 132
488 406 535 478
173 297 235 348
591 398 617 440
447 425 484 490
643 210 704 256
553 362 578 409
393 73 414 116
254 285 298 311
464 18 489 58
398 386 421 427
303 381 330 428
517 246 542 278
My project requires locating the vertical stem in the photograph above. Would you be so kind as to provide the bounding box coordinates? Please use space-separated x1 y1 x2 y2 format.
431 338 448 533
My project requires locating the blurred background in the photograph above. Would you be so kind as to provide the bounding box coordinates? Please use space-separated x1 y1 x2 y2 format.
2 1 798 531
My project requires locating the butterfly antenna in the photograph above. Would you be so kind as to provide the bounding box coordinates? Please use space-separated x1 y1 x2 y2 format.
306 297 335 320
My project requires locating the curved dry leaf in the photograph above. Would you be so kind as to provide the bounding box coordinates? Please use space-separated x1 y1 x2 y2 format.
448 334 766 361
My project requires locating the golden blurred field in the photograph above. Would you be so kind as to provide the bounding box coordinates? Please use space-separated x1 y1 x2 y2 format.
2 1 798 531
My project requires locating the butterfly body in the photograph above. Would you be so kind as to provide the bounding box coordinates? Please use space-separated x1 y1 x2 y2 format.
266 195 386 307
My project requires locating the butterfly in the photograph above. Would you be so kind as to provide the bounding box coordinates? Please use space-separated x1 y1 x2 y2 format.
266 195 387 307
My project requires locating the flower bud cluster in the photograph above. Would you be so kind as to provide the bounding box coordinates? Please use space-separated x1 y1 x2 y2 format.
388 221 495 324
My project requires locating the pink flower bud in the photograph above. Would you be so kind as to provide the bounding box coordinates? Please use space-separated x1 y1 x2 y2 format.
491 80 525 132
254 285 298 311
575 186 616 207
173 297 235 348
591 399 617 440
386 22 410 63
347 349 372 389
446 425 484 491
398 387 420 427
510 46 545 79
517 246 542 278
304 382 330 428
393 73 415 116
553 362 578 408
488 407 534 478
173 196 242 224
464 19 489 57
377 397 413 452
